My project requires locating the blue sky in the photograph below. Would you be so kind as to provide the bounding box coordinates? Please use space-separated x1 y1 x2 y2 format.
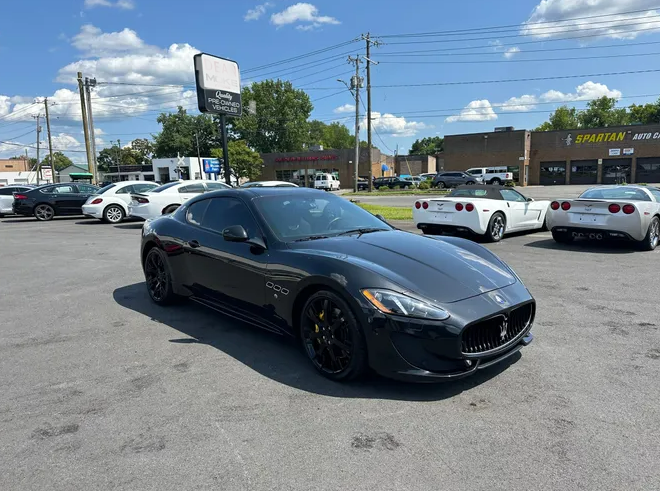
2 0 660 163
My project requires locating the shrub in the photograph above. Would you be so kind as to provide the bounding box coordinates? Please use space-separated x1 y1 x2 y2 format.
418 181 430 190
505 181 516 187
392 185 401 190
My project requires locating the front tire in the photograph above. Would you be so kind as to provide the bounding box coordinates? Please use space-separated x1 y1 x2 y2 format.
300 290 368 382
485 212 506 242
552 230 574 244
143 247 179 305
639 216 659 251
103 204 125 224
34 204 55 221
490 178 502 185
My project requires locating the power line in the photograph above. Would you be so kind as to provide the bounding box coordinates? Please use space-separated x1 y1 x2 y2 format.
312 90 348 102
377 51 660 64
245 51 359 80
376 7 660 38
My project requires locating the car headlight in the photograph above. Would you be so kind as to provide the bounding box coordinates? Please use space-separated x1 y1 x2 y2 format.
361 289 449 320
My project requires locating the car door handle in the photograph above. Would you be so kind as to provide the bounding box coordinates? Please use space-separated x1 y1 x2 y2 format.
187 240 200 249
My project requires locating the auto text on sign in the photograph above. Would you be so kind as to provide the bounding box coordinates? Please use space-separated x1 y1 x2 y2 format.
632 132 660 140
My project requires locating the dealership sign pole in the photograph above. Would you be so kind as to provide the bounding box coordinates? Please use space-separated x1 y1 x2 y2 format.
194 53 242 186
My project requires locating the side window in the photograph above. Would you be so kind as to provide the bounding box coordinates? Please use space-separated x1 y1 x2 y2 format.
205 182 230 191
77 185 97 194
500 189 527 202
186 199 210 226
649 188 660 201
116 185 134 194
0 188 12 196
201 197 259 237
179 183 205 194
132 184 156 193
52 185 75 194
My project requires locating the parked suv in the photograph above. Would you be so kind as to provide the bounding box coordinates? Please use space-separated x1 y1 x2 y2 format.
432 172 479 189
373 176 413 190
314 173 340 191
466 166 514 185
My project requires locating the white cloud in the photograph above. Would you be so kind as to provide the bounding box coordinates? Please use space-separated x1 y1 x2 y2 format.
333 103 355 114
368 112 427 137
522 0 660 40
0 96 11 116
539 81 622 102
271 3 340 30
84 0 135 9
501 94 538 112
245 3 273 21
72 25 159 58
446 100 498 123
503 47 520 59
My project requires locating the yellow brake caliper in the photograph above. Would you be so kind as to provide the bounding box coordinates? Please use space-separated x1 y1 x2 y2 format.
315 311 324 334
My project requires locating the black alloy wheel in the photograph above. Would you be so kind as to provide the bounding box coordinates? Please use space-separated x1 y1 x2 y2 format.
144 248 178 305
491 178 502 185
300 291 367 381
34 204 55 221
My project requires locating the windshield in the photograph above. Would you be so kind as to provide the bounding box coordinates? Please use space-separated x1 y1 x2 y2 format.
95 184 116 195
253 194 393 241
150 182 180 193
579 187 651 201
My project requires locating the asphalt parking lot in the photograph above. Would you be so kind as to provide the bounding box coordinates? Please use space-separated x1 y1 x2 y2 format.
1 216 659 490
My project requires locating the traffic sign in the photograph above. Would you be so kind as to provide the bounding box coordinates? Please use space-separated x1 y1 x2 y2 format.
203 158 221 174
194 53 242 117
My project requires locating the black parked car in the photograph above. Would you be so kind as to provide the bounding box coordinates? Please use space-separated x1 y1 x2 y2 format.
357 177 369 191
12 182 99 221
432 172 478 189
373 176 412 190
141 187 535 382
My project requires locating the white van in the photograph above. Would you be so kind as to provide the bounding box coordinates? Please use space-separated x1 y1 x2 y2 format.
466 166 514 185
314 173 341 191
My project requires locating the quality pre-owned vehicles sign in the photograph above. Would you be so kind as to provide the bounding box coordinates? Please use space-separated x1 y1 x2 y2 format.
194 53 242 117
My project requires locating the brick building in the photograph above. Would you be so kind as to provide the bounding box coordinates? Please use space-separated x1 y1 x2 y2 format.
443 125 660 186
0 158 30 172
258 147 394 188
394 154 439 176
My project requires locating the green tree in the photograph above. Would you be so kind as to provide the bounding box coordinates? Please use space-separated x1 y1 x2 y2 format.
578 96 630 128
307 120 326 147
228 80 313 153
409 136 444 155
534 105 580 131
321 122 354 149
629 98 660 124
41 151 74 171
153 107 218 158
211 141 263 181
130 138 154 165
96 145 142 171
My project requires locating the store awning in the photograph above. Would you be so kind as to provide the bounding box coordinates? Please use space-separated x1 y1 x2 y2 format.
69 173 94 178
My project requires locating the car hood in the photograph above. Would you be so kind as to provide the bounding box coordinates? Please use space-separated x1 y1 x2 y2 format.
289 230 517 304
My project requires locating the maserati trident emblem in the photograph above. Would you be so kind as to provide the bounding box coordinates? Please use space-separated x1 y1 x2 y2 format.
499 316 509 341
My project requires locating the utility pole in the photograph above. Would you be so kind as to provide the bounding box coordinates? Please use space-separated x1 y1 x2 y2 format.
348 55 363 193
195 132 203 178
85 77 99 184
219 115 231 186
116 139 122 181
362 33 381 192
44 98 56 183
33 114 42 185
77 72 93 176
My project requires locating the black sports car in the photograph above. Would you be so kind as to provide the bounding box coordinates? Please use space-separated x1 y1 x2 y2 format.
140 187 535 382
12 182 99 221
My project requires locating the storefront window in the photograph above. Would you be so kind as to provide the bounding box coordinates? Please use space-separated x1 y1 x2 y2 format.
602 159 631 184
570 160 598 185
540 162 566 185
636 158 660 183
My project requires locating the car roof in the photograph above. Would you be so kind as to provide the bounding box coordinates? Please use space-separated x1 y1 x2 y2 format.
448 184 514 200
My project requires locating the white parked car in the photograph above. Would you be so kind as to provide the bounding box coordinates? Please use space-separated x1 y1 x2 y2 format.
0 184 34 217
547 185 660 250
127 180 231 220
403 176 423 187
314 173 340 191
82 181 159 223
240 181 298 188
466 166 514 185
413 184 551 242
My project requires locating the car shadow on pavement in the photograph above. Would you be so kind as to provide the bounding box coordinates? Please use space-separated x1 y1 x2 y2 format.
525 238 639 254
114 223 144 230
113 283 520 402
0 216 86 223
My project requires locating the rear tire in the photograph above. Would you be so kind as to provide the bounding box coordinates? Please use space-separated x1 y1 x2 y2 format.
490 178 502 185
103 204 125 224
466 181 475 185
552 230 574 244
162 204 180 215
436 181 446 189
34 204 55 221
300 290 368 382
143 247 180 306
485 212 506 242
639 216 659 251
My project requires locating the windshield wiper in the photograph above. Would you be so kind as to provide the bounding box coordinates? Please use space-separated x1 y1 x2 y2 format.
336 227 387 237
293 235 330 242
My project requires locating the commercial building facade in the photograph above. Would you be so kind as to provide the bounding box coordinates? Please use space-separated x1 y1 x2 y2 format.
443 124 660 186
0 158 30 172
257 147 394 188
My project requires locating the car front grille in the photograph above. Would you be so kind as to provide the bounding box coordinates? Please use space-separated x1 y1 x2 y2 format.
461 302 534 355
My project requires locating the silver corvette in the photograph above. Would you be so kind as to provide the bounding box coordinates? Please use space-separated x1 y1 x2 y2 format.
546 185 660 251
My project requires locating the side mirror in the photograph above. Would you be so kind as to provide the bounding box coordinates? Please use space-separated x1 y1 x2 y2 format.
222 225 249 242
527 197 534 202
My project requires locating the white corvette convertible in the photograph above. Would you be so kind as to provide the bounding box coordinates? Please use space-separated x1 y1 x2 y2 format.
547 185 660 251
413 185 551 242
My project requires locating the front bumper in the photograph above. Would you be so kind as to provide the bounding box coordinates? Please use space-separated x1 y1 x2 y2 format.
361 282 534 382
